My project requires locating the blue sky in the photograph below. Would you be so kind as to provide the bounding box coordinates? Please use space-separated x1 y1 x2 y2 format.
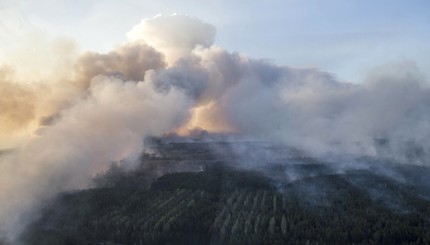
1 0 429 82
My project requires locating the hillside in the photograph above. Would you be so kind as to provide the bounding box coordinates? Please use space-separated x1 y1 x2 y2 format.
19 139 430 245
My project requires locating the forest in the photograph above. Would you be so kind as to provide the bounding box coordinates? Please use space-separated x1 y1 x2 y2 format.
20 160 430 245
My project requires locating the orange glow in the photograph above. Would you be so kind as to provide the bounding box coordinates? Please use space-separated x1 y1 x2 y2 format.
176 103 237 136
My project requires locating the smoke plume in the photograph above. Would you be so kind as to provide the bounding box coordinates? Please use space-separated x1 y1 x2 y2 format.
0 13 429 241
127 14 216 65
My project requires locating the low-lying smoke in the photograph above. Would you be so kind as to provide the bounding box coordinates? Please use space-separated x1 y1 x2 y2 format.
0 76 191 241
0 13 429 242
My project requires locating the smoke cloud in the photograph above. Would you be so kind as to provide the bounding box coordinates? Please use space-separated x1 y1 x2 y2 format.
0 76 191 241
74 41 166 89
127 14 216 65
0 13 429 241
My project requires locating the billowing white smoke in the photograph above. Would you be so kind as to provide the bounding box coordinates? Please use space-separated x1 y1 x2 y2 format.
127 14 216 65
0 14 208 241
0 13 429 241
149 42 430 164
0 76 191 240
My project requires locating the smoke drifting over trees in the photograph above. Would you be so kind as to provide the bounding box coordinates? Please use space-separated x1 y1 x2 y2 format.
0 14 429 242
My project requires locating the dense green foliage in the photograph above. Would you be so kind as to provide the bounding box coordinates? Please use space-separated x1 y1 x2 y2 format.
20 166 430 245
